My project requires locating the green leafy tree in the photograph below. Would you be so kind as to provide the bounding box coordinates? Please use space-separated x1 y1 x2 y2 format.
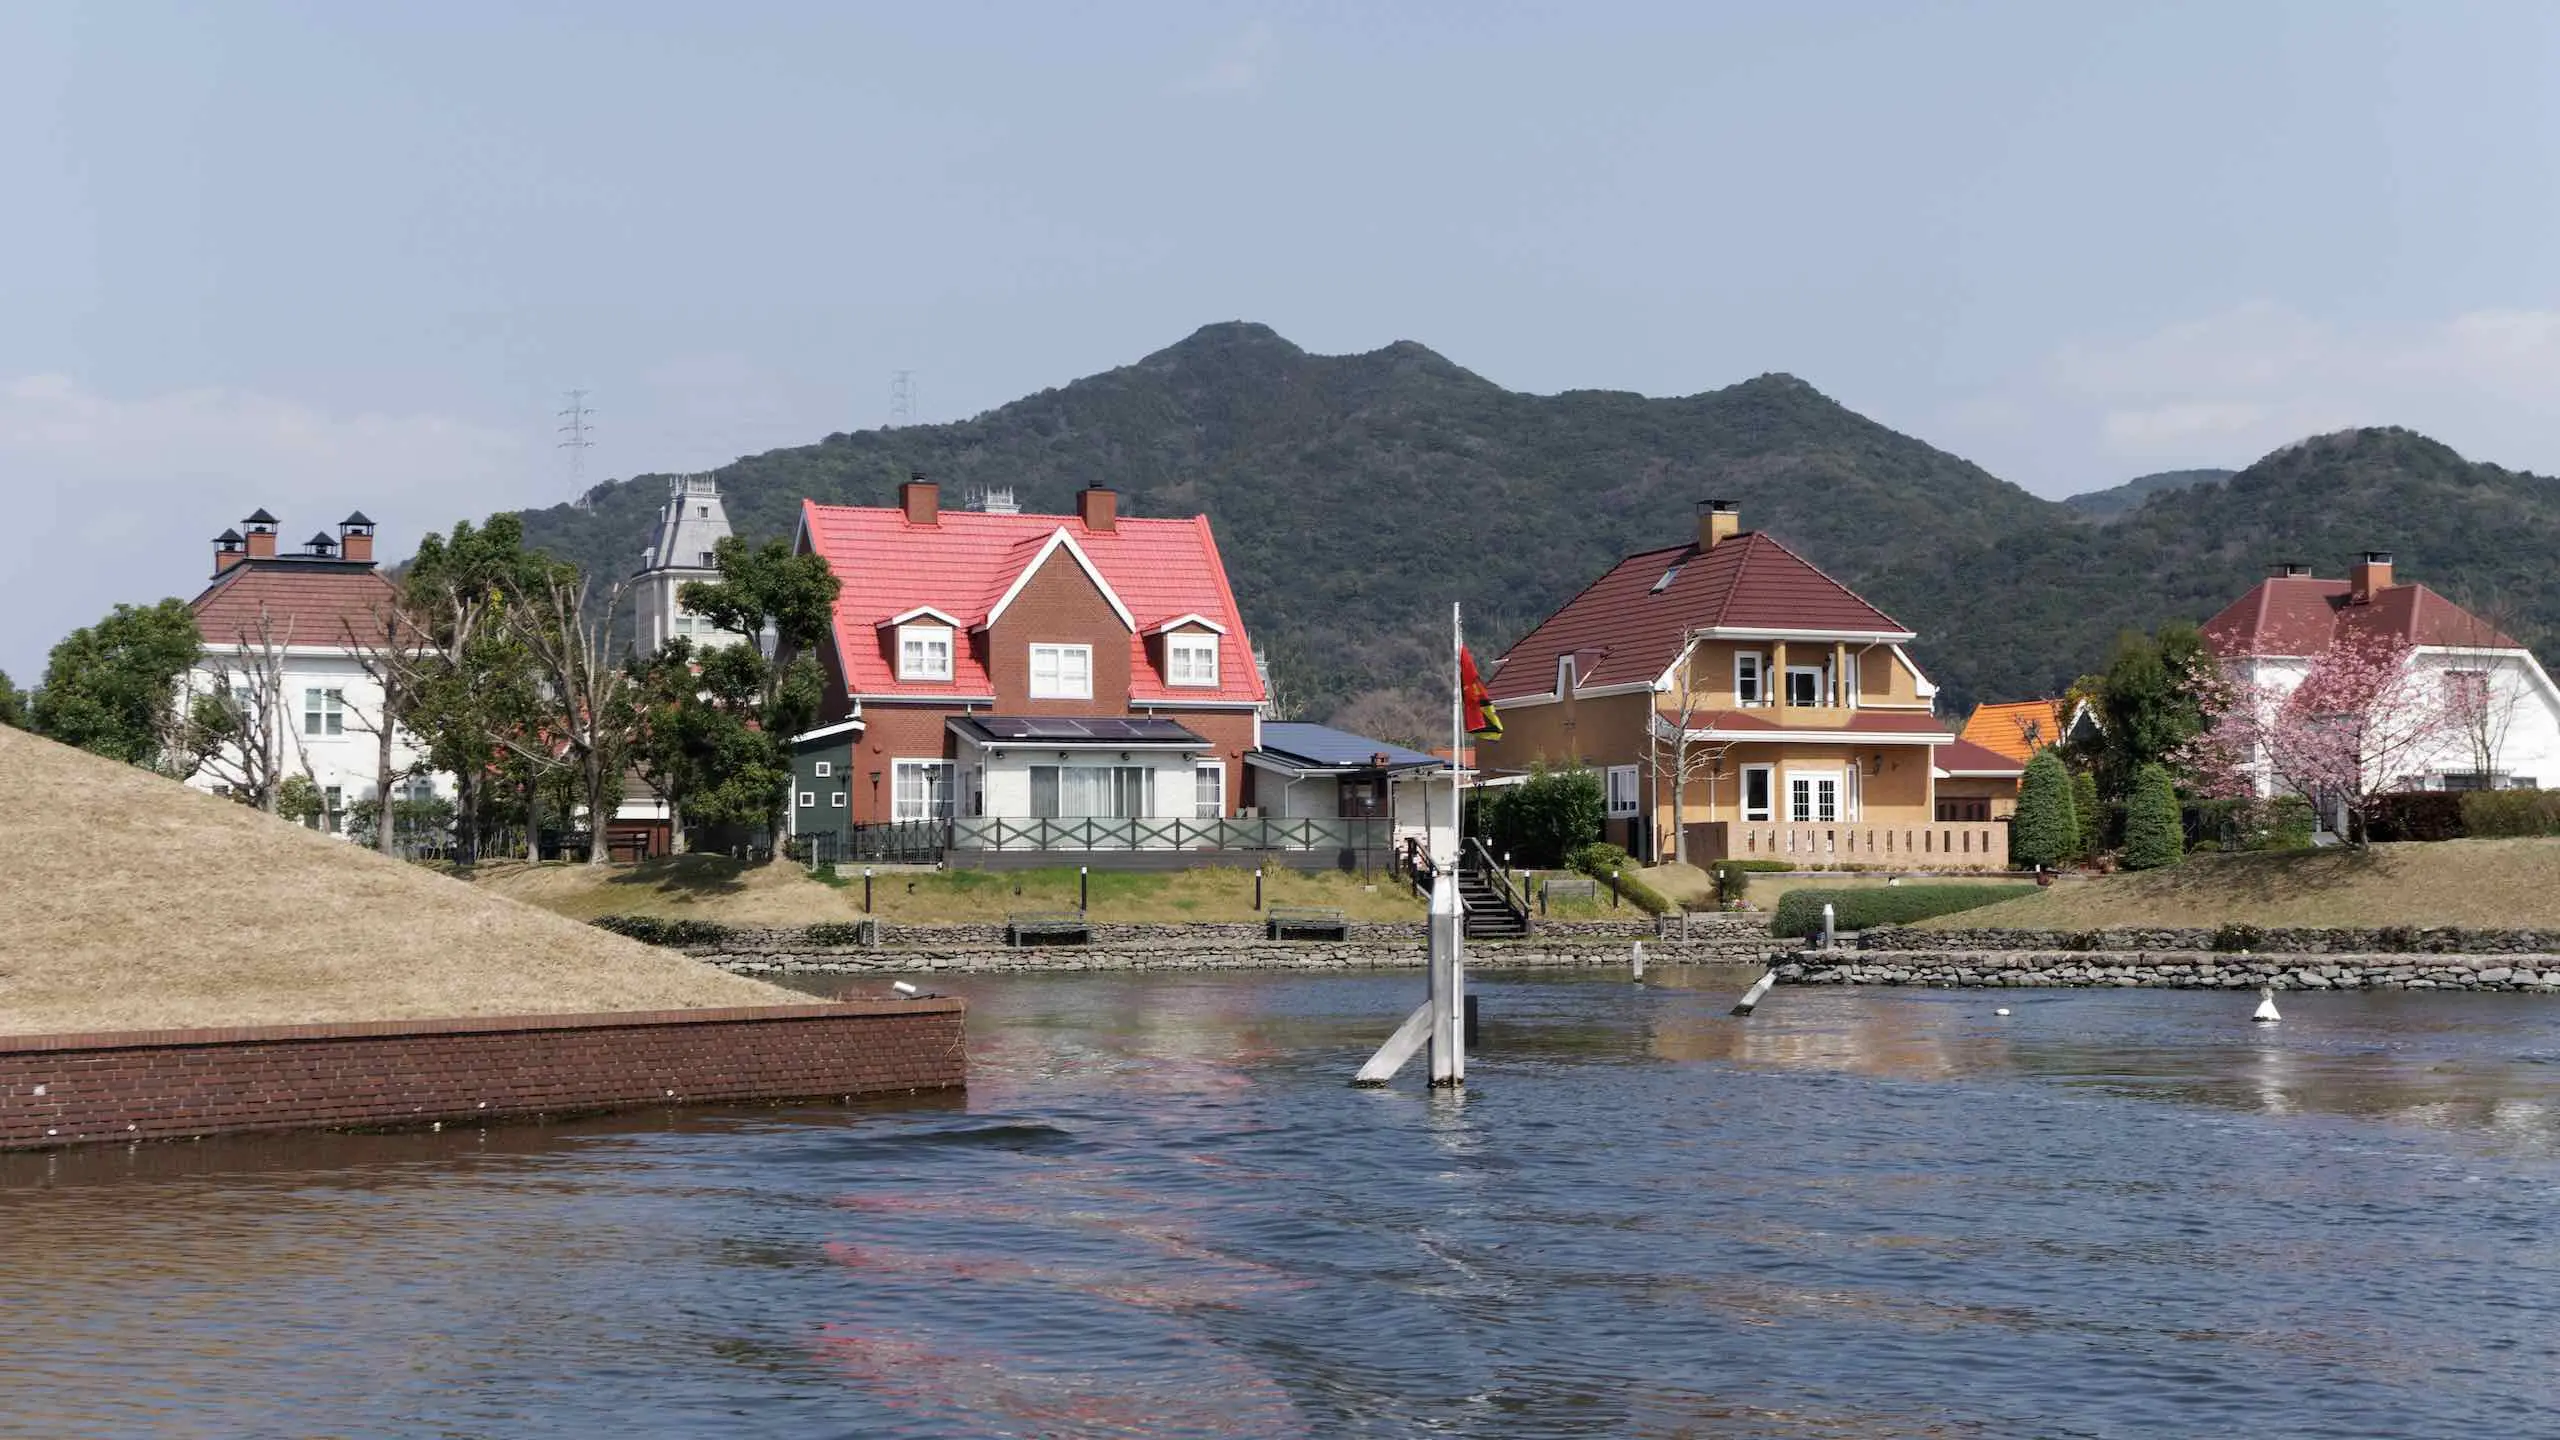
2010 750 2079 869
31 599 202 767
0 669 26 728
2123 762 2184 870
2070 622 2216 802
1486 766 1606 868
275 774 326 827
678 536 843 856
2069 767 2102 859
399 516 546 862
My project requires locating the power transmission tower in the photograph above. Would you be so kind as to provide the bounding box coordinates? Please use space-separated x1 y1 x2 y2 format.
889 370 917 428
556 389 595 484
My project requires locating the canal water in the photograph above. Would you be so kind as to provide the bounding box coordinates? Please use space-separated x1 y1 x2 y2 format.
6 968 2560 1438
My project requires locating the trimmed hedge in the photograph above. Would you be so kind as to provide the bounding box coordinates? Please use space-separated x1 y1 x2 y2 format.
1771 885 2033 939
1567 842 1670 915
590 916 736 947
2460 789 2560 838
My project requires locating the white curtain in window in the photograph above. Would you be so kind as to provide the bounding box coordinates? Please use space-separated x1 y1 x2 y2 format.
1031 765 1153 818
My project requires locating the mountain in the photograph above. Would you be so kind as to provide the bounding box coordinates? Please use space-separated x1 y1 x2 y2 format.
509 327 2560 721
2061 468 2236 522
515 322 2062 715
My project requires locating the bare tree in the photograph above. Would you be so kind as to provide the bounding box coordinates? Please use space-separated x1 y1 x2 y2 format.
1648 632 1727 864
175 603 307 812
508 566 634 866
344 600 431 857
2440 587 2529 787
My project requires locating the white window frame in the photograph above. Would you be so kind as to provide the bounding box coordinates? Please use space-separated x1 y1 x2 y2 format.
1788 770 1842 824
813 760 832 778
1194 760 1226 819
1029 643 1093 700
799 791 816 809
1606 764 1640 818
302 687 345 737
1740 764 1775 823
1734 652 1767 707
1784 665 1826 708
830 792 847 809
898 624 954 682
1167 634 1220 688
892 759 957 822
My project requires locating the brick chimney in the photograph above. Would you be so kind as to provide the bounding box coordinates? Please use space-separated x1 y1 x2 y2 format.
339 511 376 565
213 529 247 576
242 508 278 559
2349 550 2394 605
899 473 939 526
1077 484 1118 533
1698 499 1741 550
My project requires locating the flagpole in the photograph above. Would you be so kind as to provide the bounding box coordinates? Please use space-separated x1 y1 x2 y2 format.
1450 600 1463 871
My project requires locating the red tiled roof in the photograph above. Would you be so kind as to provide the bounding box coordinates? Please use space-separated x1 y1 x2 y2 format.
1935 737 2027 777
1486 532 1911 701
2201 577 2520 658
189 561 401 650
1958 699 2067 764
801 501 1264 705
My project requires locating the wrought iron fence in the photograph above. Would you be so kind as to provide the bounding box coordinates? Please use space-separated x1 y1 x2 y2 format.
794 823 950 868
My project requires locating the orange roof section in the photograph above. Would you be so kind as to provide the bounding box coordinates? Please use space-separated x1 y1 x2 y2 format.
1957 700 2067 765
2200 576 2520 659
189 562 401 649
800 499 1265 705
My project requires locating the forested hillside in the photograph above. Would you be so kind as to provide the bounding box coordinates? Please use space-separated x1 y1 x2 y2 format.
2061 468 2235 521
510 325 2560 725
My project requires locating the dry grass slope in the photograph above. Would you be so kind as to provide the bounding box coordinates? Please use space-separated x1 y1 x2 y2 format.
1918 838 2560 931
0 727 801 1035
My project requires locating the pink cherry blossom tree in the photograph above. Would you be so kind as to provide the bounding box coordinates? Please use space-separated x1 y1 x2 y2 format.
2178 628 2465 844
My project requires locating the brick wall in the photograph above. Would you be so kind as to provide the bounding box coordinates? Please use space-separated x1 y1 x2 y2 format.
0 999 965 1151
987 546 1134 712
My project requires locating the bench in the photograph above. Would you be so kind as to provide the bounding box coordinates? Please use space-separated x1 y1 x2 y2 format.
1005 911 1091 947
1266 905 1351 941
1540 875 1599 906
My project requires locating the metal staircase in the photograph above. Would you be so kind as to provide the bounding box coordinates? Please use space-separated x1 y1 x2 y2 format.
1457 837 1531 940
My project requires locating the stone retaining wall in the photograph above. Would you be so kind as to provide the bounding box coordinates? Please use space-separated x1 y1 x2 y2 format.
1862 925 2560 954
1782 950 2560 991
0 1000 966 1151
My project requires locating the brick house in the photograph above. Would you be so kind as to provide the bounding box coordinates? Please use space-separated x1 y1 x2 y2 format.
793 479 1269 861
1477 501 2008 870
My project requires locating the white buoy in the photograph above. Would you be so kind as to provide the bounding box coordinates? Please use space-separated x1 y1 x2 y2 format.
1994 1007 2011 1016
1731 968 1777 1016
2253 986 2281 1024
1631 940 1647 982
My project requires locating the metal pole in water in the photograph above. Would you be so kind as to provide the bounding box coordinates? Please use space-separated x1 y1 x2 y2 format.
1631 939 1646 982
1821 901 1836 951
1731 968 1777 1016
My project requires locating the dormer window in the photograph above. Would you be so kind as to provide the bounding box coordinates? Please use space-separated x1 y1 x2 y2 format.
1167 634 1219 687
898 624 954 681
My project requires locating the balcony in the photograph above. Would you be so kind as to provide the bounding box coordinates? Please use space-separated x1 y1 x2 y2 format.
1685 820 2009 872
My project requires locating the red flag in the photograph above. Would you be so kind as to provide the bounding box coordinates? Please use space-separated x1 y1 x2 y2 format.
1459 647 1504 740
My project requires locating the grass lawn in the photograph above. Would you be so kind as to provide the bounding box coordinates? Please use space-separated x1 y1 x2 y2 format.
0 728 796 1035
468 854 1430 926
1915 838 2560 930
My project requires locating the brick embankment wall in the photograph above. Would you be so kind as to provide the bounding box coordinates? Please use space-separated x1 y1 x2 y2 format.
0 1000 965 1152
1780 951 2560 992
1860 925 2560 954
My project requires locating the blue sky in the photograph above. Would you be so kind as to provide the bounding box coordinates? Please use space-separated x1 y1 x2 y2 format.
7 1 2560 681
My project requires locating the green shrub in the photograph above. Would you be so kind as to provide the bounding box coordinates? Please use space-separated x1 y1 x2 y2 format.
1561 842 1669 915
2241 797 2317 851
1725 859 1795 872
591 915 734 947
801 921 872 947
1770 885 2030 939
2070 769 2102 859
2366 792 2465 842
1711 860 1752 906
1485 766 1606 867
2011 751 2079 869
2211 923 2264 952
2460 789 2560 838
2122 763 2184 870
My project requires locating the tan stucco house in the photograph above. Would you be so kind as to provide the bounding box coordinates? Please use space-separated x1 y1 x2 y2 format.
1478 502 2009 871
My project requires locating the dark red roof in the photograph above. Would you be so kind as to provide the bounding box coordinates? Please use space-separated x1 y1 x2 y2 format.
189 561 401 649
2201 577 2519 658
1935 737 2026 776
801 500 1264 704
1487 532 1911 701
